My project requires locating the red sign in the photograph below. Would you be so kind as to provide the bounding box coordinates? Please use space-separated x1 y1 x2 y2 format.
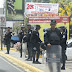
29 16 69 24
27 4 34 9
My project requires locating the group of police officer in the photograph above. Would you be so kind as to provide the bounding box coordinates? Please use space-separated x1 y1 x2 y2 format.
5 20 67 72
19 24 42 64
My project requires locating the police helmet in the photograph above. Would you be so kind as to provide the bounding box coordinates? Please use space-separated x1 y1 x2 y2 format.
59 26 66 30
27 24 31 26
50 20 57 25
36 25 41 29
59 26 66 32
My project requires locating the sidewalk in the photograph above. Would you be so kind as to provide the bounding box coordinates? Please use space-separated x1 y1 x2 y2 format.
0 49 72 72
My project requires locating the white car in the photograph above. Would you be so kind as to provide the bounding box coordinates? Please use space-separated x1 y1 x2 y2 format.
66 39 72 60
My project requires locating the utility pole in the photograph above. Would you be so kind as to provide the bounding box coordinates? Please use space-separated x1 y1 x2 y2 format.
1 27 3 50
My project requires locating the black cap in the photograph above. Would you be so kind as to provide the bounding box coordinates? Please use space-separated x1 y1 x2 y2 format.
36 25 41 29
8 27 10 28
27 24 31 26
59 26 66 30
50 20 57 25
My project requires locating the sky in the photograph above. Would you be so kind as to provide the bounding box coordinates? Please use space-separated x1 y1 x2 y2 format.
0 0 4 8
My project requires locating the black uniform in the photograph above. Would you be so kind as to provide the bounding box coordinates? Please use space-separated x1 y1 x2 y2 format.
44 28 62 45
31 30 42 63
26 29 32 60
44 28 62 72
61 31 67 69
5 32 12 54
19 30 24 57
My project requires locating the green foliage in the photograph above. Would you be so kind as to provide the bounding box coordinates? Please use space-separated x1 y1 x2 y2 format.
50 0 60 3
13 21 23 34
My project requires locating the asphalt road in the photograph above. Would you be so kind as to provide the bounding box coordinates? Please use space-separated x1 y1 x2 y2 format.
0 56 26 72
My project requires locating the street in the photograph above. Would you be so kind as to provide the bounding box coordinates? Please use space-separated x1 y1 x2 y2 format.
0 56 26 72
0 50 72 72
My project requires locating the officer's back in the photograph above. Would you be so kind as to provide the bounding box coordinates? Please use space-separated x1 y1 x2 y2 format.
31 25 42 44
26 24 32 42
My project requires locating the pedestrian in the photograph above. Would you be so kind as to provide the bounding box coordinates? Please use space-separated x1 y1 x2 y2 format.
59 26 67 70
4 27 12 54
31 25 42 64
19 26 25 58
26 24 32 61
44 20 62 72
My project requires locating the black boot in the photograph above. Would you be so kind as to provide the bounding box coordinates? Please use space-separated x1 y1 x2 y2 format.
61 66 65 70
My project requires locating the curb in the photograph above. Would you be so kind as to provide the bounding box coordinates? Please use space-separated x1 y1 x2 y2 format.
0 47 16 51
0 52 44 72
0 48 42 58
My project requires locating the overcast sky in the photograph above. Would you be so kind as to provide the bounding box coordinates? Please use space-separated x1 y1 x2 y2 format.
0 0 4 8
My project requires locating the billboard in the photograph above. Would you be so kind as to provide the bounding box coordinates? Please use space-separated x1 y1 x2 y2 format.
25 3 59 15
29 16 69 41
6 0 24 21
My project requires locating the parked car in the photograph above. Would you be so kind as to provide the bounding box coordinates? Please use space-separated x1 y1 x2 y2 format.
66 39 72 60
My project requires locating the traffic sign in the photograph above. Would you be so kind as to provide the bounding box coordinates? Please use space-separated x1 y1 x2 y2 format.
0 15 6 27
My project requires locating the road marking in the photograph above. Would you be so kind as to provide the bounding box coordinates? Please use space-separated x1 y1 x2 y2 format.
0 57 24 72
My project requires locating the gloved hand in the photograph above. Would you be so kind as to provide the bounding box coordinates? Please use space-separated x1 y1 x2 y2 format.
33 47 37 50
40 42 46 50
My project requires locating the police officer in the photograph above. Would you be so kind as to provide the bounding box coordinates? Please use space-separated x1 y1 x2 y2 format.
26 24 32 61
44 20 62 72
43 27 49 40
5 27 12 54
19 26 25 58
60 26 67 70
31 25 42 64
40 27 48 50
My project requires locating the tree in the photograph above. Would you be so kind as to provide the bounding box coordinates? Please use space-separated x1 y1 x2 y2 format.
50 0 60 3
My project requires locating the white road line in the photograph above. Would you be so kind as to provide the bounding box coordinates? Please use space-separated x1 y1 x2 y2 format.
0 57 24 72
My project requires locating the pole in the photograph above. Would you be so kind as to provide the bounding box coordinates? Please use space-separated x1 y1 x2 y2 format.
1 27 3 50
